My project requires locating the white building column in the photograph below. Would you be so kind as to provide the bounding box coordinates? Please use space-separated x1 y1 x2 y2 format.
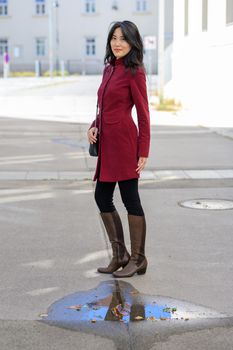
208 0 227 32
173 0 185 44
189 0 202 36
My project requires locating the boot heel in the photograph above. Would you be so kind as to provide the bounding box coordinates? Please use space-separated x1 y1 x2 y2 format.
137 266 147 275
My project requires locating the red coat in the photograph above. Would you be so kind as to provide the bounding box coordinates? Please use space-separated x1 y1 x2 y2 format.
89 57 150 182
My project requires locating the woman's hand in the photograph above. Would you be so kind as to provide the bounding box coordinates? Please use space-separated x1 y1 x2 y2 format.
87 127 98 144
136 157 147 173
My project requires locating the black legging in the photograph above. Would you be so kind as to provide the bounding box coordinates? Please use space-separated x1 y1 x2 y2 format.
94 178 144 216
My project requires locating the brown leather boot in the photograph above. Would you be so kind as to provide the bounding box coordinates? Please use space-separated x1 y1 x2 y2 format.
113 214 147 278
97 210 130 274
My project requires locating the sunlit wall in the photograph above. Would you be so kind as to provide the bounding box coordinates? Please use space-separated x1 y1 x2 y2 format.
168 0 233 127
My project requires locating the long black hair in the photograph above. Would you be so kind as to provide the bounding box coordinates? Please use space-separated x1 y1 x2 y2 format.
104 21 144 74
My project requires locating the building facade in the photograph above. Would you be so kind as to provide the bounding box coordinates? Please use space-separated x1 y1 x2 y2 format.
0 0 173 75
168 0 233 125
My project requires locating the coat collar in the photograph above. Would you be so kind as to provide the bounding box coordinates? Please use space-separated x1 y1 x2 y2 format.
110 57 124 66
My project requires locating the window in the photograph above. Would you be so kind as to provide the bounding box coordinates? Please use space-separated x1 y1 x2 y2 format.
226 0 233 25
0 0 8 16
184 0 189 35
86 38 96 56
85 0 96 14
35 0 46 15
36 38 46 56
14 46 23 58
136 0 147 12
112 1 118 10
202 0 208 31
0 39 8 56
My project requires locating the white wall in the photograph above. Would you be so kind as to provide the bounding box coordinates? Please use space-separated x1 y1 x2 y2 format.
167 0 233 126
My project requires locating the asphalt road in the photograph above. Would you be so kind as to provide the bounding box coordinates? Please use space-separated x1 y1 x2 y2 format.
0 116 233 350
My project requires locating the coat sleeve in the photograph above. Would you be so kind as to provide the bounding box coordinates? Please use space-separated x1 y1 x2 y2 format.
88 65 108 131
130 67 150 158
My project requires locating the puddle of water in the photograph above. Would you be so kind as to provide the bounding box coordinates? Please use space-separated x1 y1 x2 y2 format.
40 280 227 326
39 280 232 350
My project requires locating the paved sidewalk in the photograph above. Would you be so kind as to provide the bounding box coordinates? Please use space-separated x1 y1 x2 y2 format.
0 169 233 181
1 76 233 130
0 76 80 94
0 82 233 349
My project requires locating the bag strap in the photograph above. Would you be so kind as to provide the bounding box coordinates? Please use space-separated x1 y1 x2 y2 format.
94 101 99 132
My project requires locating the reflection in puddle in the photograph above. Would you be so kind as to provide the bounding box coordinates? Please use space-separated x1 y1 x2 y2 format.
39 280 232 350
40 280 226 325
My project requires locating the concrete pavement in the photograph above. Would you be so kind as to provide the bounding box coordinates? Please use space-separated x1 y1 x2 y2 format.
1 76 233 130
0 77 233 349
0 114 233 349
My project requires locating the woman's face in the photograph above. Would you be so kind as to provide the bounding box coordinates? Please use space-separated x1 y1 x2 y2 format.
110 27 131 59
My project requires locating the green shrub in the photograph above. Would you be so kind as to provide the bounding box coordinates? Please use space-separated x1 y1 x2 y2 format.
42 70 69 77
154 98 182 111
10 71 36 77
9 70 70 77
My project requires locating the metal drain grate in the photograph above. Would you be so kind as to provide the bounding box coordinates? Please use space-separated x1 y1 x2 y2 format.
179 198 233 210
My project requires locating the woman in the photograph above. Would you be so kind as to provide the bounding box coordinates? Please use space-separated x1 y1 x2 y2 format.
87 20 150 278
